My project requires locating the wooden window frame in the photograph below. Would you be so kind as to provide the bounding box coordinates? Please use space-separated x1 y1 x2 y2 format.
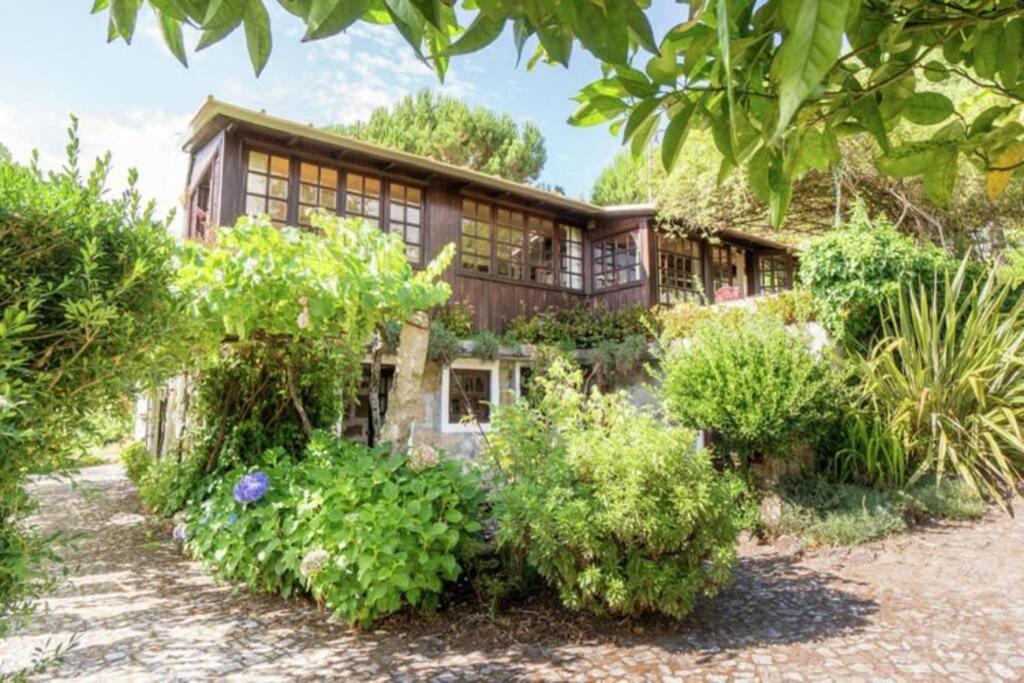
657 233 703 305
757 253 791 294
243 148 291 226
387 181 425 265
592 231 641 291
526 216 556 285
460 198 493 275
343 171 382 227
441 358 500 433
559 224 584 291
297 161 340 229
494 207 526 281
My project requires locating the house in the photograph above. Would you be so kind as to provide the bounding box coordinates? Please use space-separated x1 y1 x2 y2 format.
139 97 797 458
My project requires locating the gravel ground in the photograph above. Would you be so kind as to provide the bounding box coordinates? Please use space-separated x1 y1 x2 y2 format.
2 463 1023 681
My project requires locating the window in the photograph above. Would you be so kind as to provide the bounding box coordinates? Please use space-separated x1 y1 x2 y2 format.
560 225 584 290
344 172 381 227
593 232 640 290
298 162 339 228
515 364 535 400
658 234 703 304
460 199 492 274
527 216 556 285
495 207 525 279
388 182 424 263
441 359 500 433
758 254 791 294
710 245 735 290
245 150 290 226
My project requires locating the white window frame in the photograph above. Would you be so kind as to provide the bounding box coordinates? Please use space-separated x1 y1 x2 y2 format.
441 358 500 434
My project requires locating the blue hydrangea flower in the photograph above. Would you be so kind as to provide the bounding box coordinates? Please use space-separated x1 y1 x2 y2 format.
233 471 270 504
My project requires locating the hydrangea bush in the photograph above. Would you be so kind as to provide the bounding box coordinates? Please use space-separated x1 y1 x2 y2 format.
184 435 486 626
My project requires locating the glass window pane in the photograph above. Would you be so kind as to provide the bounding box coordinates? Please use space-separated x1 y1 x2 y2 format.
407 226 420 244
406 245 420 262
268 200 287 221
300 163 318 184
406 206 421 225
408 187 422 204
321 188 337 209
365 177 381 197
300 184 317 204
390 202 405 223
321 168 338 188
247 172 267 195
346 174 362 193
245 195 265 215
366 198 380 217
248 150 269 172
391 184 406 202
346 195 362 213
270 178 288 199
299 205 315 224
270 155 290 178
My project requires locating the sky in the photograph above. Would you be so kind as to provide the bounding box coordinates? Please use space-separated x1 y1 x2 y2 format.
0 3 681 227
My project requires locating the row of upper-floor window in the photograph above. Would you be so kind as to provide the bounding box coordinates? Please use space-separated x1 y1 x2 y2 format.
243 149 425 263
240 148 791 298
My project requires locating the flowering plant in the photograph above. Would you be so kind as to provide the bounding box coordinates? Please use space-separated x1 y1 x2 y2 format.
233 471 270 504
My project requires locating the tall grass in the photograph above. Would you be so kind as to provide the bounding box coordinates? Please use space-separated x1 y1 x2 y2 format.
854 259 1024 505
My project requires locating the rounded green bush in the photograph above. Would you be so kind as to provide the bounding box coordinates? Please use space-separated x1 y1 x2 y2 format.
489 360 748 619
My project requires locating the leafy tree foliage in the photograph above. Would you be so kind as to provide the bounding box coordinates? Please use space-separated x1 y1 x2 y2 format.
94 1 1024 226
0 143 10 163
590 148 654 206
0 120 185 634
328 90 547 184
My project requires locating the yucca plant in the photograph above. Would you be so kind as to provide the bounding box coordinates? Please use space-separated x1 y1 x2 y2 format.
854 259 1024 505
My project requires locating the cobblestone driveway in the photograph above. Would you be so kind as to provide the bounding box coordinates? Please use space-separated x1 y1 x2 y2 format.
3 464 1024 681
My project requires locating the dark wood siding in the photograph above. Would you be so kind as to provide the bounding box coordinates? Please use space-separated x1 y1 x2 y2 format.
192 123 797 332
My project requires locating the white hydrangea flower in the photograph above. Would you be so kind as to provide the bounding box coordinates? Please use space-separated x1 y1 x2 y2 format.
408 445 440 472
300 548 330 578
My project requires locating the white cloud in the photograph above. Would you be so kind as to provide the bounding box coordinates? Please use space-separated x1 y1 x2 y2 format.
0 102 190 234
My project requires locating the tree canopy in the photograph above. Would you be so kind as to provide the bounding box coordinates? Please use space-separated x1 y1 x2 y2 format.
327 90 547 184
92 0 1024 227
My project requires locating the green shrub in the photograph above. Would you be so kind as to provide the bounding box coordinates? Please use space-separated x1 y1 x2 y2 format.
799 205 948 348
656 289 816 341
470 330 501 360
590 334 649 388
753 287 817 325
854 259 1024 504
120 442 153 485
488 359 747 619
427 318 462 363
138 453 207 518
765 475 987 547
185 435 486 626
506 303 653 349
433 301 475 338
661 314 840 465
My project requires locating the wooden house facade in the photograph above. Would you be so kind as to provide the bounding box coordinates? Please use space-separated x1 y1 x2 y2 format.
182 99 797 332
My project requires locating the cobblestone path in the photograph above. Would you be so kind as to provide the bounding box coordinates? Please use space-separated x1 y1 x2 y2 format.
3 464 1024 681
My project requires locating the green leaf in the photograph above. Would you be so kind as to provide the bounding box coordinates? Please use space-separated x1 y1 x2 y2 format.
568 96 626 127
852 94 890 151
383 0 426 59
973 21 1001 81
630 114 658 159
922 60 949 83
621 97 661 144
922 147 958 208
244 0 272 75
999 19 1023 90
442 12 505 57
969 105 1013 138
110 0 141 43
157 12 188 66
662 102 695 172
874 142 941 178
574 0 629 66
305 0 373 40
747 146 772 203
645 38 677 86
901 92 954 126
768 151 793 228
716 0 737 153
624 1 658 54
536 23 572 67
196 19 241 51
774 0 850 134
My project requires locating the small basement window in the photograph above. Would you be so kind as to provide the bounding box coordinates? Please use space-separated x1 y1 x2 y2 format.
441 359 499 433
